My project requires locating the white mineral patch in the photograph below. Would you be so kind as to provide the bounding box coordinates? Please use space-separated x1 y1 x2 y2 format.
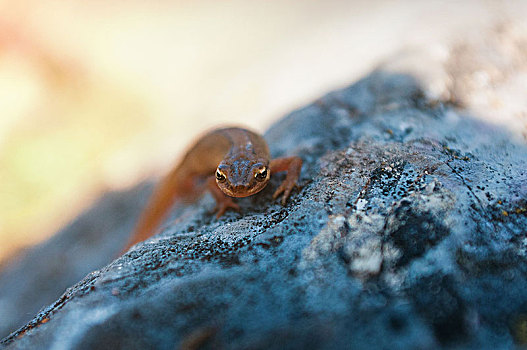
356 198 368 211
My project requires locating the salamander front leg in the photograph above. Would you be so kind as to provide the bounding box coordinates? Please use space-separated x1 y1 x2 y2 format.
206 176 240 218
270 156 303 205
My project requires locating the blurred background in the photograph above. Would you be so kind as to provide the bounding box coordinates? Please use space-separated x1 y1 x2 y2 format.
0 0 526 265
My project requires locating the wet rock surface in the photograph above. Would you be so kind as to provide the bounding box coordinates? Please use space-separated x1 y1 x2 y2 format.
2 27 527 350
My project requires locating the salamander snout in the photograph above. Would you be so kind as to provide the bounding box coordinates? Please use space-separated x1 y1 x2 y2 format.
225 182 258 197
215 160 270 198
232 184 249 192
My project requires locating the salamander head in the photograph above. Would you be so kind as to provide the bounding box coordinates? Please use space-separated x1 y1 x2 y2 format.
215 159 270 197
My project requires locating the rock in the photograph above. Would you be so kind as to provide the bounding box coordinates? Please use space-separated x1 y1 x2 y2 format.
2 25 527 349
0 184 151 340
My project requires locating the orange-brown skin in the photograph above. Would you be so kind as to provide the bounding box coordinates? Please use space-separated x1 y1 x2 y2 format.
122 127 302 253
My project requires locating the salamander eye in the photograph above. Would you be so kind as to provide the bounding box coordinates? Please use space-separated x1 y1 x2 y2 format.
216 169 226 183
254 167 268 182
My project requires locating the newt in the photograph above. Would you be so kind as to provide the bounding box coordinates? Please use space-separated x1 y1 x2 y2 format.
122 127 302 252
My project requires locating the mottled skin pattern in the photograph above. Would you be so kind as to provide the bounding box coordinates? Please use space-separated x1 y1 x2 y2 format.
122 127 302 253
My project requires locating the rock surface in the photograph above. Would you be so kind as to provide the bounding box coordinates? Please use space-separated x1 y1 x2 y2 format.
0 184 150 340
2 25 527 349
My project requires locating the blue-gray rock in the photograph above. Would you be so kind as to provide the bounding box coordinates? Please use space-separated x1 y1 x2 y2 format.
1 29 527 349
